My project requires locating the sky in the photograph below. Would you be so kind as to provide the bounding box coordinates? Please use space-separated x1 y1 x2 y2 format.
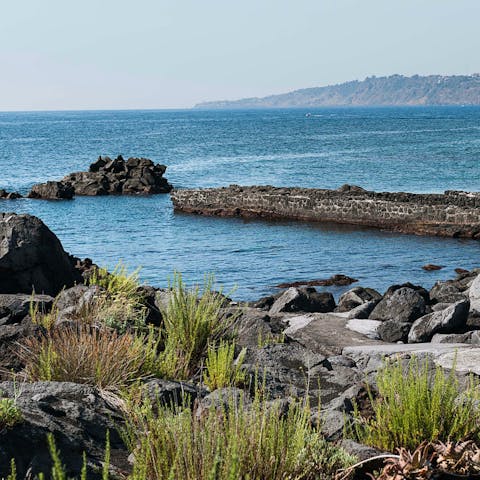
1 0 479 111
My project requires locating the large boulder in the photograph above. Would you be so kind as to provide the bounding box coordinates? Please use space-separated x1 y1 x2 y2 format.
0 213 81 295
0 381 129 479
408 299 470 343
336 287 381 312
28 181 75 200
369 286 426 323
269 287 335 315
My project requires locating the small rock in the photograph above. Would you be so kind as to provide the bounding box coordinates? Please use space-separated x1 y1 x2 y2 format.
336 287 382 312
269 287 335 315
143 379 201 409
377 320 411 343
422 264 443 271
275 274 357 288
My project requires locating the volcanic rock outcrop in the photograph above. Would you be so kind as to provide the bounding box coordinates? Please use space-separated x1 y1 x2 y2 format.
28 155 173 198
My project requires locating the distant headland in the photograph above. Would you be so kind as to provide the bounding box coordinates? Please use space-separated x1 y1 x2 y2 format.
195 74 480 109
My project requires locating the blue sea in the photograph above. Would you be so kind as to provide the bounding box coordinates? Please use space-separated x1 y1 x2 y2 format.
0 107 479 300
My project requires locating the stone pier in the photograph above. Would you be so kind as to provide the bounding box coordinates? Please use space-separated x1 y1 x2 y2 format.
170 184 480 239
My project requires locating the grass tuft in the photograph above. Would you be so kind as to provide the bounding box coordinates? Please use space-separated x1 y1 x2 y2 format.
157 272 235 380
19 325 161 391
351 357 480 451
203 341 247 390
0 397 22 430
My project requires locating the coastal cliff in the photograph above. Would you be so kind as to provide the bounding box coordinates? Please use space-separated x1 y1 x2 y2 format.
171 185 480 239
195 74 480 108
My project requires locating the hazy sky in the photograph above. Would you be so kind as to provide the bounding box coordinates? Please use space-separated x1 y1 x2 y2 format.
1 0 479 111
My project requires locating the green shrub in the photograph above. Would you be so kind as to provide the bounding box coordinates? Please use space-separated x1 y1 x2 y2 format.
352 357 480 451
0 397 22 429
20 325 161 391
123 393 356 480
157 273 235 380
88 262 147 332
203 341 247 390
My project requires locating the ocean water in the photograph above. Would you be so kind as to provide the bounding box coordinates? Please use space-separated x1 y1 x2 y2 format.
0 106 479 300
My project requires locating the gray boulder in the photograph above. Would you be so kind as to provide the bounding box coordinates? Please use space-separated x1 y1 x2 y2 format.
0 213 81 295
0 293 53 324
28 181 75 200
369 287 426 323
54 285 98 324
0 381 129 479
469 274 480 315
143 379 202 409
336 287 381 312
408 299 470 343
430 280 466 304
269 287 335 315
377 320 411 343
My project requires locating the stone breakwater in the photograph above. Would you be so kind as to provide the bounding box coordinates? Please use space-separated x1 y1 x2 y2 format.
171 184 480 239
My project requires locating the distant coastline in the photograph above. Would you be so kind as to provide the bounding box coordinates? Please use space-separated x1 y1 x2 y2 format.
195 74 480 109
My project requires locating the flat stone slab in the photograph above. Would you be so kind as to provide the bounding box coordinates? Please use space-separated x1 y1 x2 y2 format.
343 343 480 375
283 313 381 356
346 319 381 339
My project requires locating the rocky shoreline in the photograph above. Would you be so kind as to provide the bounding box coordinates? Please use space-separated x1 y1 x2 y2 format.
0 211 480 478
171 184 480 239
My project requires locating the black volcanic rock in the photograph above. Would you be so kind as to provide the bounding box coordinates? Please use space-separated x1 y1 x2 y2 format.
0 381 128 479
0 213 81 295
0 189 22 200
28 181 75 200
61 155 172 196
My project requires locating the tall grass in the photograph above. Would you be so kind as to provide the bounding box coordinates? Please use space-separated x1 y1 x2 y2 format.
352 357 480 451
158 273 235 380
19 325 161 391
123 393 356 480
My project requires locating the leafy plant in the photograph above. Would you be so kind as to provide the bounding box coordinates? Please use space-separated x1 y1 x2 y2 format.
0 397 22 429
352 357 480 451
203 341 247 390
19 325 161 391
157 272 235 380
123 392 356 480
373 440 480 480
